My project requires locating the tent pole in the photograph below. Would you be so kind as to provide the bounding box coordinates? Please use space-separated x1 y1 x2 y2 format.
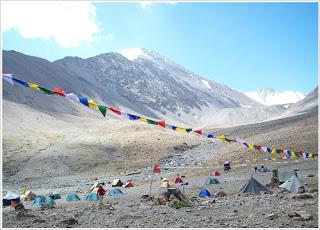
149 179 153 196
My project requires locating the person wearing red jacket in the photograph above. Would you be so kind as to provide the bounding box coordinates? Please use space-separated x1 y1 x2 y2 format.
97 185 106 205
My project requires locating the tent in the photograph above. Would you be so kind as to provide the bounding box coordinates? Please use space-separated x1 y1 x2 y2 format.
66 192 81 202
45 197 56 206
21 190 36 201
279 175 307 193
239 177 269 194
173 177 183 184
161 178 170 183
199 188 211 197
123 182 134 188
91 187 99 194
211 170 221 176
85 193 99 201
3 191 20 207
161 182 170 188
90 182 104 191
205 177 220 185
278 171 296 183
112 179 124 187
108 188 124 197
49 192 61 200
32 195 46 207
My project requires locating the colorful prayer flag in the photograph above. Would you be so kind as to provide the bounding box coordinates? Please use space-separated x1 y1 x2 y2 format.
12 77 29 87
88 99 99 109
53 88 65 97
79 98 89 107
28 83 40 90
157 120 166 127
194 130 202 135
147 119 157 125
38 86 55 94
108 107 121 115
2 74 14 85
98 105 107 117
176 127 186 132
66 93 79 102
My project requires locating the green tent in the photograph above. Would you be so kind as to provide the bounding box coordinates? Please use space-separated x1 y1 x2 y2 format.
205 177 220 185
239 177 269 195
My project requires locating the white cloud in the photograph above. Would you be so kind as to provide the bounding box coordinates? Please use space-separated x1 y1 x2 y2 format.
139 1 153 9
1 1 101 48
139 1 177 9
105 33 116 42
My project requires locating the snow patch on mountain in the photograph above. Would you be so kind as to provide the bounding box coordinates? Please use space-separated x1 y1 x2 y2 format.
244 88 306 105
117 48 151 61
201 79 212 89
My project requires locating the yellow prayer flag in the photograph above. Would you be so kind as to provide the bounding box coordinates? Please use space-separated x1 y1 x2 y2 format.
271 149 276 154
271 157 277 161
139 117 147 122
176 127 186 132
249 144 254 150
88 99 99 109
28 83 39 90
219 135 225 141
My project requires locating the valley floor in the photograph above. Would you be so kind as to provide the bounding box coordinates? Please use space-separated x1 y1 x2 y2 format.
2 158 318 228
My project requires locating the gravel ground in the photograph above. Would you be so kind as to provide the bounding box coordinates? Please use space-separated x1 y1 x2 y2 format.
2 158 318 228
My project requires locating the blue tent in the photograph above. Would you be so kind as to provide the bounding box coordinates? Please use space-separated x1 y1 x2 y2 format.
45 197 56 206
49 193 61 200
85 193 99 201
66 193 80 202
32 195 46 207
108 188 124 197
199 188 211 197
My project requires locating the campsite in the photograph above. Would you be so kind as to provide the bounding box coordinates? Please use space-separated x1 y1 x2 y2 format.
2 150 318 228
2 1 319 229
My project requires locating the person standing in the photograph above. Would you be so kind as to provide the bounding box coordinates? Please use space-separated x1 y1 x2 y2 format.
97 185 106 206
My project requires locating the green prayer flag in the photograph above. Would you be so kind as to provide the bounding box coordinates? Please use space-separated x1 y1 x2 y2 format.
186 128 192 132
98 105 107 117
147 119 157 125
38 86 55 94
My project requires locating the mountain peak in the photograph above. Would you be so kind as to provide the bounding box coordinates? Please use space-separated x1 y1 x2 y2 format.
117 48 151 61
244 88 306 105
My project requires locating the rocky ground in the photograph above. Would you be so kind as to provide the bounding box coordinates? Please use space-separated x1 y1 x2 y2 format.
2 158 318 228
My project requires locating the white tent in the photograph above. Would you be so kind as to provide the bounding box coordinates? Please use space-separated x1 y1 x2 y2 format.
3 191 19 200
279 175 307 193
112 179 123 187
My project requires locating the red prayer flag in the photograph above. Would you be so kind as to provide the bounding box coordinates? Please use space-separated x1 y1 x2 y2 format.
53 88 65 96
153 164 161 174
194 130 202 134
256 145 262 151
157 120 166 127
108 107 121 115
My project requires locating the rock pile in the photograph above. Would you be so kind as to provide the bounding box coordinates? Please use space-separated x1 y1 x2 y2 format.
155 188 191 209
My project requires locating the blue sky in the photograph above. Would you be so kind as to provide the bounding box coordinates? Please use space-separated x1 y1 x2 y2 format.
2 2 318 93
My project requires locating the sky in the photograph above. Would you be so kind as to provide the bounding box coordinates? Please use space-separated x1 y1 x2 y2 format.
1 1 318 93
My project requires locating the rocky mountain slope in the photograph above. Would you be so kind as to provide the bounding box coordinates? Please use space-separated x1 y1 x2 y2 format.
4 49 293 127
